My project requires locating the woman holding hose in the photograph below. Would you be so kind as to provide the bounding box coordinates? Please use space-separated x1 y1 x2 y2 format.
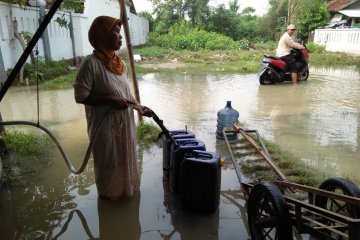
74 16 151 200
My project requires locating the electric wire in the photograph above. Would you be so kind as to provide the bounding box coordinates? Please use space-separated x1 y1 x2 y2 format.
36 0 40 126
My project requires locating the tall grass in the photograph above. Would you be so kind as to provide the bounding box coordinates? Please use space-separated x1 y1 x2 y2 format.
1 129 51 156
41 71 77 90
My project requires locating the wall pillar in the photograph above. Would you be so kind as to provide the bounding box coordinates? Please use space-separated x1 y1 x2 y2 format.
39 5 52 61
0 47 7 88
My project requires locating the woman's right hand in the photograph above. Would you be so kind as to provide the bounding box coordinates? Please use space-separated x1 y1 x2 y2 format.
112 96 133 109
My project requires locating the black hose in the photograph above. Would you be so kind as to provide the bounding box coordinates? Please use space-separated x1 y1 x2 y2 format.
0 108 113 174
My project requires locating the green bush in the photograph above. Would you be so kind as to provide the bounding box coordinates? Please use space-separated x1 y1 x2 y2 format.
239 39 250 50
205 37 236 50
254 41 278 51
153 34 170 48
1 129 51 156
173 35 194 50
136 121 161 149
305 42 326 53
41 71 77 90
152 23 239 51
21 59 72 84
134 46 169 57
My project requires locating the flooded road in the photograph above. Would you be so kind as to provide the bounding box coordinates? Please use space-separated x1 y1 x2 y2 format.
0 66 359 239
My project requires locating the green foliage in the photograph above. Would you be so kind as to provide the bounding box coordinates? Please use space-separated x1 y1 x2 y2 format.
305 42 326 53
297 2 329 39
152 0 185 35
183 0 210 27
207 5 241 40
20 31 33 42
262 138 325 186
254 41 278 50
137 121 160 140
134 46 170 57
205 35 238 50
49 0 85 13
263 0 330 40
152 0 210 34
41 71 77 90
1 130 51 156
173 35 194 50
238 39 250 50
151 22 238 51
1 129 53 185
136 121 161 149
21 59 72 84
257 0 288 39
55 15 70 29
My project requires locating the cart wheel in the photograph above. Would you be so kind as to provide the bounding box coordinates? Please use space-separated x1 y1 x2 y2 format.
247 182 292 240
315 177 360 218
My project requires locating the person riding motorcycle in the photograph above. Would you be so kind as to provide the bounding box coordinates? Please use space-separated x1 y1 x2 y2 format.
276 24 305 84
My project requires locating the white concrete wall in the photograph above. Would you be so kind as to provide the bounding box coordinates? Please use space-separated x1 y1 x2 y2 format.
314 28 360 55
0 0 149 70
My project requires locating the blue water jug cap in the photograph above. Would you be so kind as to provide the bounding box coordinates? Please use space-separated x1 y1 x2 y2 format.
226 101 232 108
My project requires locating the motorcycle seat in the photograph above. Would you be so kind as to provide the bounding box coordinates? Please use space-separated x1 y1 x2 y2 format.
264 54 281 60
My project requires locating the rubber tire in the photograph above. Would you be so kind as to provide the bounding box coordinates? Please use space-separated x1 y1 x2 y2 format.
248 182 293 240
259 74 272 85
315 177 360 218
298 68 309 81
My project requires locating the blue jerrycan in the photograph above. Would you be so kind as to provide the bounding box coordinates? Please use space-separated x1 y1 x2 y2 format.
162 130 195 172
169 138 206 193
180 150 221 213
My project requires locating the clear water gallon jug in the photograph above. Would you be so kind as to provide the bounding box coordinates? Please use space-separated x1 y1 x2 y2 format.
216 101 239 140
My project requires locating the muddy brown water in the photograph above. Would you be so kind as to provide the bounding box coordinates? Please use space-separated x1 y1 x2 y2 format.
0 66 359 239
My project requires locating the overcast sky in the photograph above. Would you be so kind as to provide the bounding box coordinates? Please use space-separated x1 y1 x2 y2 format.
132 0 270 16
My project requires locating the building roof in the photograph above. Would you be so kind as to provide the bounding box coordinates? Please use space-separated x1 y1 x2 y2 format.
327 0 358 12
339 9 360 17
128 0 137 14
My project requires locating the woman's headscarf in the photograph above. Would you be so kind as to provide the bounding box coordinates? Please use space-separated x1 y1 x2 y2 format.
88 16 125 75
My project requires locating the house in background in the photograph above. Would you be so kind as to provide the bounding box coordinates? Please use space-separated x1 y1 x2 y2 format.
314 0 360 54
326 0 360 28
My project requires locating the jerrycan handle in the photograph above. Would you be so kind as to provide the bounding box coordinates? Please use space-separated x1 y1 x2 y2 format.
183 141 198 146
192 150 213 159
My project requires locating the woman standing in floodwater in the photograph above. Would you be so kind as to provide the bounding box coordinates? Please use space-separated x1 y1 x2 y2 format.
74 16 151 200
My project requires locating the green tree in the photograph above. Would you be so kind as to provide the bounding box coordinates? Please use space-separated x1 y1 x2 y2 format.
258 0 288 38
228 0 240 13
152 0 185 34
207 4 241 40
238 7 258 39
295 1 329 39
260 0 329 40
183 0 210 28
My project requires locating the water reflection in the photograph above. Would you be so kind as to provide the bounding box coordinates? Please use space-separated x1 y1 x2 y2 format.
160 175 219 240
0 66 359 239
98 196 141 240
53 209 96 239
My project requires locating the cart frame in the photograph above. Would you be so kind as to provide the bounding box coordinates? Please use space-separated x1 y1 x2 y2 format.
222 127 360 240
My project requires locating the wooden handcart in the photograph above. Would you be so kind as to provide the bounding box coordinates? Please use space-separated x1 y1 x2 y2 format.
222 125 360 240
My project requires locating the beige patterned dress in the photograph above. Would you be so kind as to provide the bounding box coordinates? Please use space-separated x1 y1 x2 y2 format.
74 54 139 199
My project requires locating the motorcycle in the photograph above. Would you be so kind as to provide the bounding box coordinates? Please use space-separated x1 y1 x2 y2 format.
258 46 309 85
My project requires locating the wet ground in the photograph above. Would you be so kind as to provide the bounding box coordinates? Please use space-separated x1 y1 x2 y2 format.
0 66 359 239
